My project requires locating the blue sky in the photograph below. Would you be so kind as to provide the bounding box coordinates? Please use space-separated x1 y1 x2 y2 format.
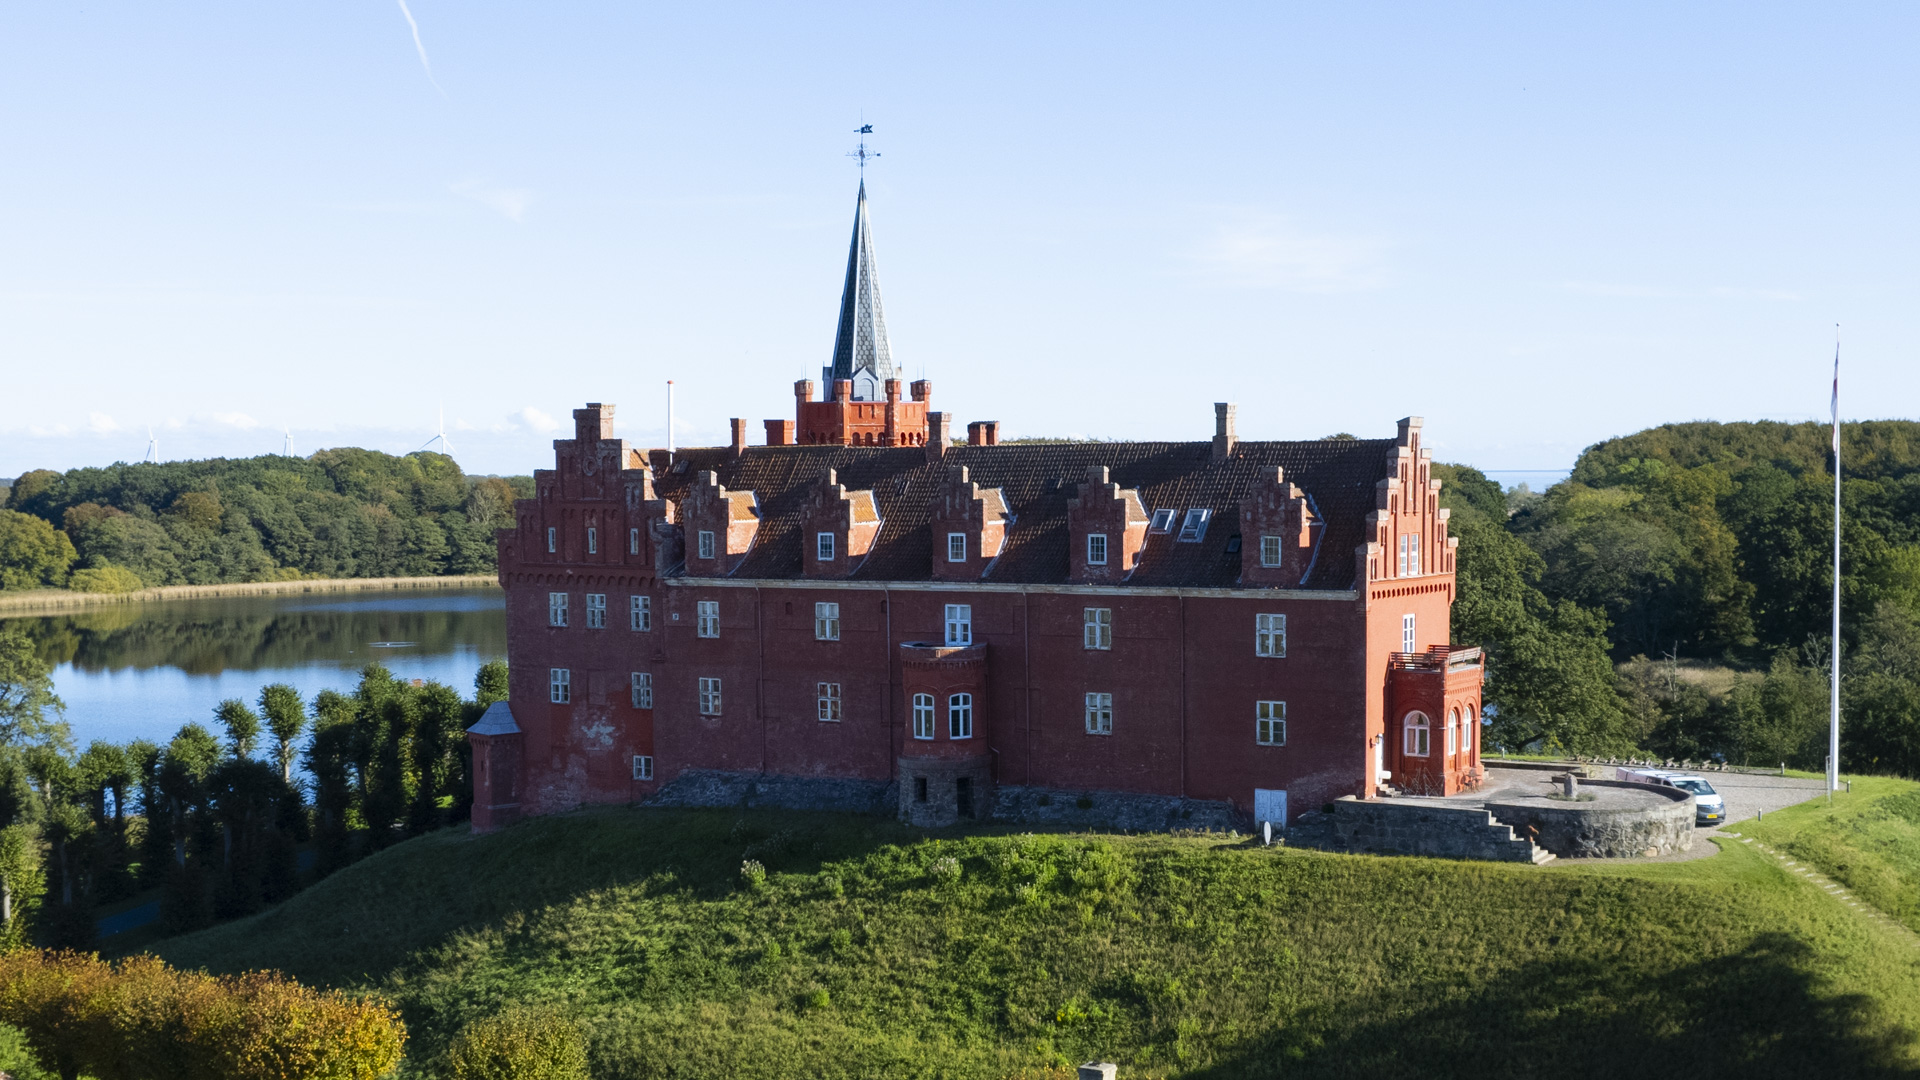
3 2 1915 482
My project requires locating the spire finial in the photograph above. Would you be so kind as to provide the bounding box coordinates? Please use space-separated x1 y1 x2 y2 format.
847 122 879 178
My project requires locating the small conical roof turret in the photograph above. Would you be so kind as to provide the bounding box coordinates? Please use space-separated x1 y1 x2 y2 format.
825 180 895 401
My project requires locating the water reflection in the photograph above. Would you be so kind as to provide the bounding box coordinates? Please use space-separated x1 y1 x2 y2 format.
0 589 506 747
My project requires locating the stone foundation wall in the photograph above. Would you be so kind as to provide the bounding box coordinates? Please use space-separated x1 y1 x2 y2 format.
1286 798 1542 862
1484 780 1693 858
993 786 1242 832
649 770 894 815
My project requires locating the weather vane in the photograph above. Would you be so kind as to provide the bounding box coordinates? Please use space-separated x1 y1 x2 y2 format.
847 123 879 177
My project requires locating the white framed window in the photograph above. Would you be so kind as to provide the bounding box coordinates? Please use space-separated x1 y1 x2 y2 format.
1409 535 1421 576
947 532 967 563
815 602 841 641
548 592 569 627
1446 708 1458 755
1176 508 1211 542
587 527 597 555
1260 535 1283 568
586 593 606 629
547 526 556 553
549 668 571 704
698 529 716 560
948 693 974 739
1083 607 1112 650
632 755 653 781
698 677 722 716
1255 613 1286 658
817 532 836 561
629 527 640 555
818 682 842 722
630 594 652 631
1086 533 1108 566
1084 692 1113 735
1149 508 1176 533
696 600 720 638
1397 534 1409 577
1403 711 1431 757
944 604 972 646
1257 700 1285 746
631 672 653 708
1463 706 1477 755
912 693 935 740
1402 613 1416 655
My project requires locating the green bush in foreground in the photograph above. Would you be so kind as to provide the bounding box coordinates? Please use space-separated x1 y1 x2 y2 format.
444 1005 588 1080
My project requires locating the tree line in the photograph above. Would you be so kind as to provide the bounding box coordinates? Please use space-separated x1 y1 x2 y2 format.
0 450 531 593
1437 418 1920 773
0 625 501 947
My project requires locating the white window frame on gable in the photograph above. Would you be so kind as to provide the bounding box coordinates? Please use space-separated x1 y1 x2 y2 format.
1085 692 1113 735
1397 534 1409 577
948 692 974 739
1260 535 1283 568
629 527 640 555
817 531 836 562
630 672 653 708
815 601 841 641
1409 535 1421 576
1403 710 1431 757
1255 613 1286 658
696 600 721 638
1086 533 1108 566
1176 508 1211 543
632 755 653 781
546 527 556 553
548 592 569 627
817 682 842 722
1257 700 1285 745
912 693 935 740
947 532 967 563
587 527 597 555
630 594 652 631
697 529 716 560
1084 607 1112 650
944 604 972 647
698 676 722 716
549 668 571 704
1402 613 1416 655
1148 508 1176 533
586 593 606 629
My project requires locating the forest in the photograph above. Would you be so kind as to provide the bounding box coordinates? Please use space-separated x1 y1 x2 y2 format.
0 450 532 591
1439 418 1920 774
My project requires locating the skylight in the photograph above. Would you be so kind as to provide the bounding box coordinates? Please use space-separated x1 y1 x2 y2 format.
1149 508 1176 533
1176 508 1211 543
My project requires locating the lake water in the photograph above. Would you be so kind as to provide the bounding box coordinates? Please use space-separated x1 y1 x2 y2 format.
0 588 506 749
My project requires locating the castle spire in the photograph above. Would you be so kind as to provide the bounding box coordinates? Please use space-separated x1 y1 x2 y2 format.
825 179 895 401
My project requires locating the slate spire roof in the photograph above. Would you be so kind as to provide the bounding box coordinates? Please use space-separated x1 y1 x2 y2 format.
825 180 895 400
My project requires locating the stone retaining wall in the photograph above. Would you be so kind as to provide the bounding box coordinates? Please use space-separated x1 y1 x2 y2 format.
1286 798 1543 862
1484 779 1694 858
993 786 1241 831
650 770 895 815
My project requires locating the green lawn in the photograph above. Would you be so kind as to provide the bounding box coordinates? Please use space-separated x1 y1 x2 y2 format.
130 799 1920 1080
1729 775 1920 933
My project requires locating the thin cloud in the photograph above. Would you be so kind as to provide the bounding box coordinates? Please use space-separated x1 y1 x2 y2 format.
88 412 120 435
210 413 261 430
453 180 534 222
394 0 447 97
519 407 562 433
1186 211 1388 293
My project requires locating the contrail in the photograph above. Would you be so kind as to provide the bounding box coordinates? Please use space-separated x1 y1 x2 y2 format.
394 0 446 96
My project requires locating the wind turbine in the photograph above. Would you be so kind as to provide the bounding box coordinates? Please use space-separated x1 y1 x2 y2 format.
283 425 294 457
417 407 455 457
143 427 159 464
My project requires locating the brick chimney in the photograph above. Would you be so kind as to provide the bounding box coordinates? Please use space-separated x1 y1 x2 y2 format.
926 412 952 462
910 379 931 403
1212 403 1238 462
764 419 795 446
967 421 1001 446
729 418 748 458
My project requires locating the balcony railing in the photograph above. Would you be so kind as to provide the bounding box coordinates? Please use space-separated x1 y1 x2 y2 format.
1388 645 1484 672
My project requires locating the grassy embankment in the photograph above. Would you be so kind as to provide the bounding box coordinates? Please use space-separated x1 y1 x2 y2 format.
127 784 1920 1080
1733 775 1920 933
0 574 498 615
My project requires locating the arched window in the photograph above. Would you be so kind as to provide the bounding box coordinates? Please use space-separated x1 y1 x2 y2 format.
1403 711 1431 757
1446 709 1458 755
949 693 974 739
912 694 935 740
1462 704 1477 756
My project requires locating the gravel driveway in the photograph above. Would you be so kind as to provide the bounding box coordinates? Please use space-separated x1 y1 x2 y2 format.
1699 771 1831 823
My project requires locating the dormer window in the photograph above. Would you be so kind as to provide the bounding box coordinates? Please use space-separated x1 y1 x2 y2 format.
1086 533 1108 566
1149 509 1175 533
817 532 836 561
947 532 967 563
1409 535 1421 576
698 530 716 560
1176 509 1211 543
1261 535 1283 567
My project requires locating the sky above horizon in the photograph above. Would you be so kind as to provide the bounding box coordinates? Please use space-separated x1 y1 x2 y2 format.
3 3 1916 485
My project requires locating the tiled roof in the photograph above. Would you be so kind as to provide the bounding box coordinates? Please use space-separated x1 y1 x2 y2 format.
649 439 1394 590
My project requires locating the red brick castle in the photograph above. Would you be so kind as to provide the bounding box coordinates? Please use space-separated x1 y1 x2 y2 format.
467 182 1484 833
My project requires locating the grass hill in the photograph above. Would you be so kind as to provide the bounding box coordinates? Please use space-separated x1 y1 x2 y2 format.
135 792 1920 1080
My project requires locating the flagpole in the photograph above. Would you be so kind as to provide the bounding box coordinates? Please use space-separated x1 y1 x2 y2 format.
1829 326 1842 798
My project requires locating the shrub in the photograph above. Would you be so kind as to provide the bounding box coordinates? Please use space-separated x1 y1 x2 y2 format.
0 949 113 1080
67 566 144 594
444 1006 589 1080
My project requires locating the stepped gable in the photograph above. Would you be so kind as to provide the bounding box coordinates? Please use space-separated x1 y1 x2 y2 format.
646 438 1394 590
